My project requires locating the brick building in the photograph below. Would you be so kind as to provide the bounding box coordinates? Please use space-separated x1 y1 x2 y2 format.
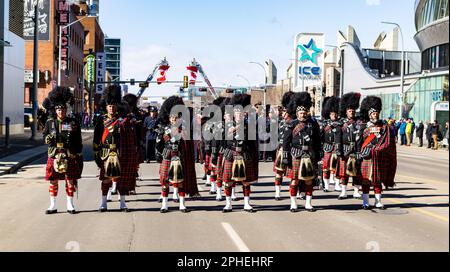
24 0 85 114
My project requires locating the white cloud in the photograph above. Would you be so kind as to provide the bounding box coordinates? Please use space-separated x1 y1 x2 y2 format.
366 0 381 6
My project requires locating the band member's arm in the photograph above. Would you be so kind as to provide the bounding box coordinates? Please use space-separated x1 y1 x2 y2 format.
312 121 322 162
282 122 293 166
43 120 55 145
335 123 343 157
93 118 104 168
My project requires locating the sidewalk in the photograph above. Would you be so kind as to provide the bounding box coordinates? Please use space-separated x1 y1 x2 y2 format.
0 129 44 160
0 130 94 176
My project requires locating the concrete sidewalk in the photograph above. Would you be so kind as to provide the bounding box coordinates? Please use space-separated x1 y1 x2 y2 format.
0 130 94 176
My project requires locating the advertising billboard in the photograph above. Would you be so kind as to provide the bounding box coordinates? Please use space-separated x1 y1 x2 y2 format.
293 33 325 91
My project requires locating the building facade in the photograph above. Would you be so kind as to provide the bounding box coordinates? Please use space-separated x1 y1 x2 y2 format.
24 0 85 115
1 0 25 135
105 37 121 82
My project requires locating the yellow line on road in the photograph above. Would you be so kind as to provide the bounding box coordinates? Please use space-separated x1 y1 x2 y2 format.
388 198 449 223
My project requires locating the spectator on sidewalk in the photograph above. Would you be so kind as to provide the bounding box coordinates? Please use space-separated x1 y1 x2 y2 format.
426 122 433 149
406 119 413 146
399 120 407 146
431 120 441 150
416 121 424 147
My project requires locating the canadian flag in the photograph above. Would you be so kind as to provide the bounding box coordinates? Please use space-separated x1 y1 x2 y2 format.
186 66 199 86
157 65 170 85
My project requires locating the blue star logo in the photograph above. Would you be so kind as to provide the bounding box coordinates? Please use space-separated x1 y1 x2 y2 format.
298 39 323 65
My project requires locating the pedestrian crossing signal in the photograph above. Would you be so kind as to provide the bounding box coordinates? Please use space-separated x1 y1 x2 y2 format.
183 76 189 89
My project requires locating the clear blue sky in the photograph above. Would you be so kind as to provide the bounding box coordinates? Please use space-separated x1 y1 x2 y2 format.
100 0 419 99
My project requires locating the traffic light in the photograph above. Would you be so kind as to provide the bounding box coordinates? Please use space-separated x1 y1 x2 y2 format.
139 82 149 88
183 76 189 89
130 79 135 86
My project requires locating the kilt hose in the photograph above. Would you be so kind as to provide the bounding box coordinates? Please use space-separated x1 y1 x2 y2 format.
46 156 82 181
213 154 224 187
222 154 258 184
337 157 362 186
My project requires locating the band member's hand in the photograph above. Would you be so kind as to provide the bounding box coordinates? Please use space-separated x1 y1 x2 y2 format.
361 145 373 159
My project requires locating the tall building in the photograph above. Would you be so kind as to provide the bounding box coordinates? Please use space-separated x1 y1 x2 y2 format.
1 0 25 135
105 37 121 82
24 0 85 114
265 59 277 85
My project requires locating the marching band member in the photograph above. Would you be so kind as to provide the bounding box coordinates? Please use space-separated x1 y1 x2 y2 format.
94 85 133 213
273 92 295 201
43 87 83 215
360 96 397 210
283 92 321 212
337 93 364 200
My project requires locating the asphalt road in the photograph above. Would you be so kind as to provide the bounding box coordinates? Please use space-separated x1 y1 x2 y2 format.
0 142 448 252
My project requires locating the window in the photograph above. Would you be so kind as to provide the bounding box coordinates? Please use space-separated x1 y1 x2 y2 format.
439 44 449 67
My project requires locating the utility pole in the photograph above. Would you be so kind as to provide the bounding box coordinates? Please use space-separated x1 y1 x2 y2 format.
30 3 39 141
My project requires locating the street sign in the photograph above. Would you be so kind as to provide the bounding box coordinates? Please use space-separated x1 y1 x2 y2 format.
96 53 106 94
24 70 34 83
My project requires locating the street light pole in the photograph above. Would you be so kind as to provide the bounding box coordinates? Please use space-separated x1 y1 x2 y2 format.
30 3 39 141
325 44 345 97
382 22 405 119
249 62 267 106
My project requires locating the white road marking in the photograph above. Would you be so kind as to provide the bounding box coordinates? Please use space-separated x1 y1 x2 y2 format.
222 222 251 252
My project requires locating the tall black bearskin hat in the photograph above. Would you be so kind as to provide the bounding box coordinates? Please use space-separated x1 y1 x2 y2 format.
360 96 382 121
340 92 361 116
123 93 139 114
42 86 74 112
231 94 251 112
99 85 122 110
288 92 312 114
158 96 185 125
281 91 296 117
322 96 341 119
220 97 232 116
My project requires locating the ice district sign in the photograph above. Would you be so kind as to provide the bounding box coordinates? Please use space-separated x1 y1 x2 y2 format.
293 33 325 91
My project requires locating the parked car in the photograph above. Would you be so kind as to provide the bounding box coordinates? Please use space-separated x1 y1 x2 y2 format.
24 107 33 128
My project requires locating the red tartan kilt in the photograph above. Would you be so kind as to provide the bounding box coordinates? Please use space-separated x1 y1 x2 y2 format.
286 157 317 180
222 158 258 184
46 157 81 181
159 159 171 183
361 159 375 185
321 152 333 172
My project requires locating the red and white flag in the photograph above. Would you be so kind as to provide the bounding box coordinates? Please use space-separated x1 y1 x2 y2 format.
187 65 199 86
157 65 170 85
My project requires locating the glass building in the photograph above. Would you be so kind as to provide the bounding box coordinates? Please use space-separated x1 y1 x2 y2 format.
104 38 121 82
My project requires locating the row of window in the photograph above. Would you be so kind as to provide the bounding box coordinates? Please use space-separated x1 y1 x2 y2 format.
422 43 449 70
417 0 449 30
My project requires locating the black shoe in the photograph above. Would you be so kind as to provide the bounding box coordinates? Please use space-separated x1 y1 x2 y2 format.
173 199 179 203
99 208 108 213
160 209 169 214
244 209 256 213
306 208 317 213
362 205 371 210
180 209 190 213
121 208 131 213
275 197 282 201
323 189 329 193
290 209 299 213
158 198 163 203
202 175 207 181
376 205 387 210
338 196 348 200
45 210 57 215
67 210 77 215
223 209 233 213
